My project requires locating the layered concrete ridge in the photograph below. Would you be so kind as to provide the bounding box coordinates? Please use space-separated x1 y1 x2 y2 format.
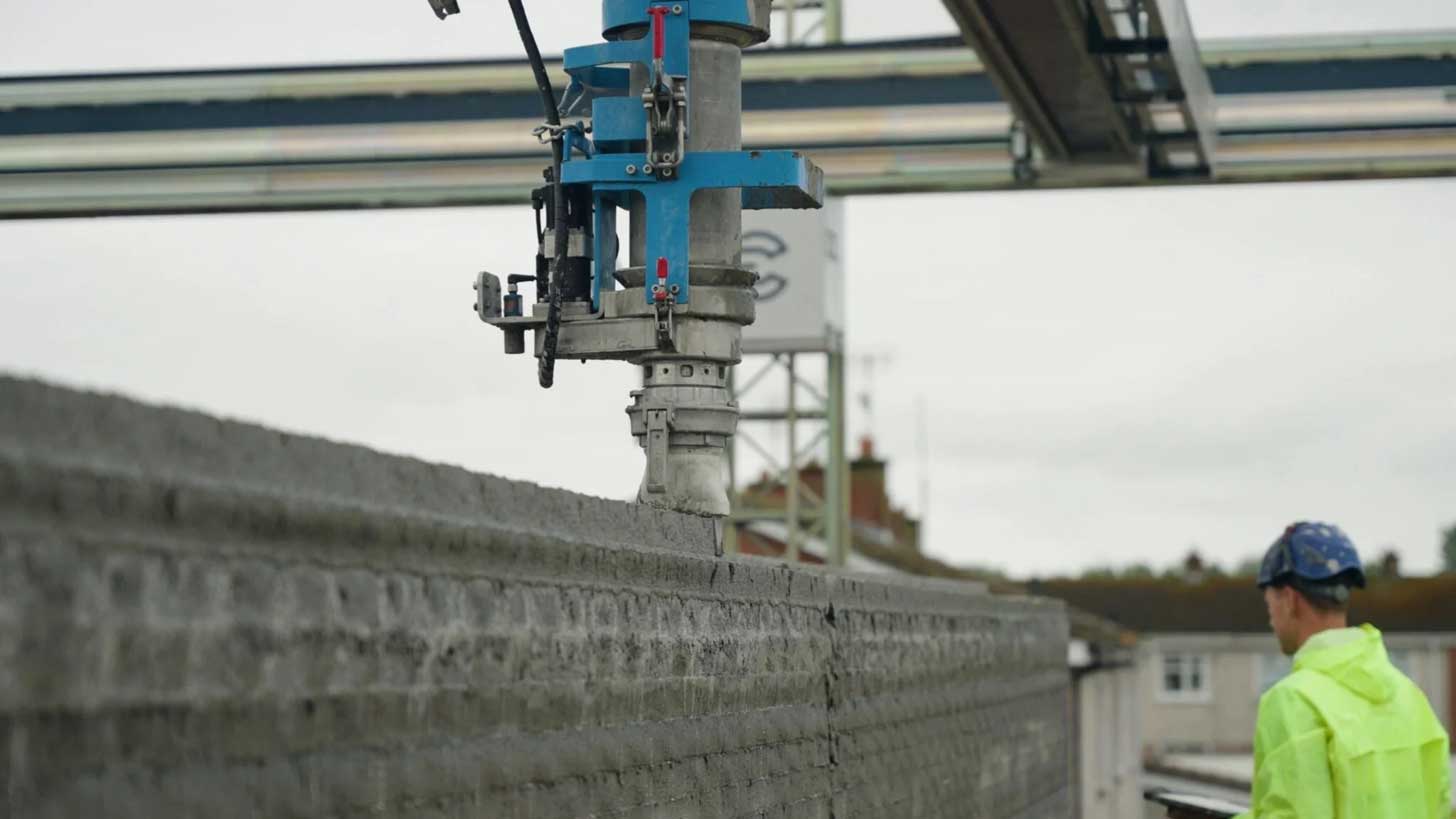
0 375 1070 818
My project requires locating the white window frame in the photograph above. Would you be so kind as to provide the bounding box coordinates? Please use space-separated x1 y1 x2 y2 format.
1157 651 1213 704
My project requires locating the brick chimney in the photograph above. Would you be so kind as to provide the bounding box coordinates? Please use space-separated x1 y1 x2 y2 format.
851 436 888 527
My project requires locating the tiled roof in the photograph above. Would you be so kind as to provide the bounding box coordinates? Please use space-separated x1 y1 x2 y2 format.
1029 574 1456 634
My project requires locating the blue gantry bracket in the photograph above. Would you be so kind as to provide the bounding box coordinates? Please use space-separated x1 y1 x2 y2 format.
555 1 824 309
562 19 689 89
563 151 824 306
564 0 759 103
601 0 755 34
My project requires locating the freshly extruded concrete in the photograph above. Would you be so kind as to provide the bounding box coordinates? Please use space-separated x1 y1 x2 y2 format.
0 375 1070 818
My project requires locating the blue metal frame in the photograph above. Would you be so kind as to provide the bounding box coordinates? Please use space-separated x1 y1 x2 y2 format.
563 150 823 306
564 21 689 84
601 0 754 34
556 0 823 309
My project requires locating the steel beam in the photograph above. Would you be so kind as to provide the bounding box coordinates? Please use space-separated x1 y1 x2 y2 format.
939 0 1217 174
2 32 1454 218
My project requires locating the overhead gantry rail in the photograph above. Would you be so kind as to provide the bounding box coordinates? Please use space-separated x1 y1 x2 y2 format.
0 31 1454 217
940 0 1216 177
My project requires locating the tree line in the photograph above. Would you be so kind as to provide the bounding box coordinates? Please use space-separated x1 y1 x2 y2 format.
1073 522 1456 580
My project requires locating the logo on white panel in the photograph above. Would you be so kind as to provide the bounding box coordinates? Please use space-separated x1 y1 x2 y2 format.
743 230 788 302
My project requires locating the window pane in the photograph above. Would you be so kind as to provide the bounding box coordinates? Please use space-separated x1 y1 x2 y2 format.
1163 654 1184 692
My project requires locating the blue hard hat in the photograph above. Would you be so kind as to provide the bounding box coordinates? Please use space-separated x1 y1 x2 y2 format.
1257 521 1366 590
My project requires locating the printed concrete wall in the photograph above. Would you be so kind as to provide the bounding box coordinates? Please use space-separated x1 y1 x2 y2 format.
0 376 1069 818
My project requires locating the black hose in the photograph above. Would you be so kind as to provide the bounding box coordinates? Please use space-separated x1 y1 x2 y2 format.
507 0 567 389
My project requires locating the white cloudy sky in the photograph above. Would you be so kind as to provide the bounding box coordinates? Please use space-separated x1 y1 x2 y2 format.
2 1 1454 576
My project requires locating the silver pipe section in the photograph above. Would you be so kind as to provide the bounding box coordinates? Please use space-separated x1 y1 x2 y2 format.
623 23 762 517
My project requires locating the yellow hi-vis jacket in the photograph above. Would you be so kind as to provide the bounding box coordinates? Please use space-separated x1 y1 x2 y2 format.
1236 624 1450 818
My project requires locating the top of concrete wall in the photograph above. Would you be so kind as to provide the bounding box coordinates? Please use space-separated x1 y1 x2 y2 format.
0 374 719 557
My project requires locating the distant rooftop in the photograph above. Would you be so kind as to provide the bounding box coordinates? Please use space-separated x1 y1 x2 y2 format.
1029 574 1456 634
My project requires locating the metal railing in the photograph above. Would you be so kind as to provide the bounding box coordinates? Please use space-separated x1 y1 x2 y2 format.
1144 788 1245 818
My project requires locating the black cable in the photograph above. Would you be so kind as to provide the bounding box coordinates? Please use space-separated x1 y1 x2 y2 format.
508 0 567 389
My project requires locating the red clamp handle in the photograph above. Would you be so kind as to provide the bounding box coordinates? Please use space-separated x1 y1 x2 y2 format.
648 6 670 60
654 256 669 302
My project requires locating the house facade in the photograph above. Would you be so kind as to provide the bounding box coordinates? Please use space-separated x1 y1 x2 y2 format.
1034 574 1456 757
1141 630 1455 753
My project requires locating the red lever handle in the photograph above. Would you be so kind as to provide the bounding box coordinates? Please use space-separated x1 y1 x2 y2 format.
654 256 669 302
648 6 670 60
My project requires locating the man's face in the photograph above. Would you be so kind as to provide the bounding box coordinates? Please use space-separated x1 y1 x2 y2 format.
1264 586 1299 656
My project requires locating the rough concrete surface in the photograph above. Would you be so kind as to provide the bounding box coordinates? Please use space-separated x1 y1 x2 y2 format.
0 375 1070 818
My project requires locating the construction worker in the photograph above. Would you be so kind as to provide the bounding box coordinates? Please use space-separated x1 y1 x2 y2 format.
1236 522 1451 818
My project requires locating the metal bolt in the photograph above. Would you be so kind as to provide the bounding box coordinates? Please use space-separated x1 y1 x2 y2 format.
672 4 683 13
662 167 674 178
669 284 680 294
643 164 655 174
625 164 637 175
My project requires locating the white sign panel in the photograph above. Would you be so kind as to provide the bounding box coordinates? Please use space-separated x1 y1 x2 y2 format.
740 197 844 353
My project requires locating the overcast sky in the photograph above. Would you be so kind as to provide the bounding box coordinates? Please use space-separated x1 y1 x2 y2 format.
2 1 1454 577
